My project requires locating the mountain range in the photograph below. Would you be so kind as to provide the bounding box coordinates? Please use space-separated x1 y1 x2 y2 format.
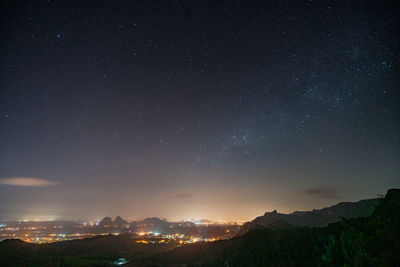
239 197 379 234
141 189 400 266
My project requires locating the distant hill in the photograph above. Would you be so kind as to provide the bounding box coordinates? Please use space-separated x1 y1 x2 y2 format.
130 217 170 233
114 216 128 227
239 197 379 234
98 216 128 228
98 216 113 227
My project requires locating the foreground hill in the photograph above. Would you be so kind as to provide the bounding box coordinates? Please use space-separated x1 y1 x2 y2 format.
140 188 400 266
239 197 379 234
0 234 174 266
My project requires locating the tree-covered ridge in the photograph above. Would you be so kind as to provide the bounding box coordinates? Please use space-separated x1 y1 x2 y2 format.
239 197 379 234
145 189 400 266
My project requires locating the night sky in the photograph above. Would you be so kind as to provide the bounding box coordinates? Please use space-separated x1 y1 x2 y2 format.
0 1 399 222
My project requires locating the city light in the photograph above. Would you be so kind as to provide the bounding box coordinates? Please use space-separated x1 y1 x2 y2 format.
0 218 240 244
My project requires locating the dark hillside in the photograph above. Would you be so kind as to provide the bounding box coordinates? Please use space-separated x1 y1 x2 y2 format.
141 189 400 266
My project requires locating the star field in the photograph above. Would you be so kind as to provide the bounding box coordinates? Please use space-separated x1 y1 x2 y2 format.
0 0 399 221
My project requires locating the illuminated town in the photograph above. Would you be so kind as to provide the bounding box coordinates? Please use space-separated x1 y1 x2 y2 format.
0 217 241 245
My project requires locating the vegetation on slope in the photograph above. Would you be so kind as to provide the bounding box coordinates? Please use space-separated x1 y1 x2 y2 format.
143 189 400 266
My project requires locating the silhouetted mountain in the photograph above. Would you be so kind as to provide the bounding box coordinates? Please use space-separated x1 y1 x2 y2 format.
130 217 170 233
98 216 128 228
98 216 113 227
114 216 128 228
239 197 379 234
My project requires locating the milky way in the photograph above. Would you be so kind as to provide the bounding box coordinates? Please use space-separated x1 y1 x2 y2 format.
0 1 399 221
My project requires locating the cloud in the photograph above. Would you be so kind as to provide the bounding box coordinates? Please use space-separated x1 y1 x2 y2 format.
303 185 340 199
0 177 58 187
162 193 193 200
